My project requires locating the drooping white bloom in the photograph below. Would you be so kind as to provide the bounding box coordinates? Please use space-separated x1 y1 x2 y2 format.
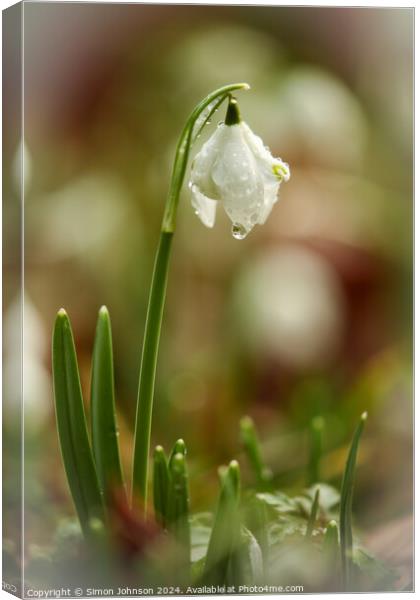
189 120 290 239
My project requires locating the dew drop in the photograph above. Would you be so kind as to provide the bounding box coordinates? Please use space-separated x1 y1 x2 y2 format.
231 223 248 240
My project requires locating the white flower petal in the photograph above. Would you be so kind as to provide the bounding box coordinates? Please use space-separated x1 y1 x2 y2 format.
242 122 290 183
191 183 218 228
211 125 264 234
189 117 290 238
189 125 225 200
258 180 279 225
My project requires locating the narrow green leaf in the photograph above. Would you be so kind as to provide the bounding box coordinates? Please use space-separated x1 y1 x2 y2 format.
308 416 324 485
202 460 241 585
240 416 272 487
169 438 186 468
52 309 105 537
252 498 269 576
305 487 320 539
167 452 191 581
153 445 169 527
91 306 125 504
339 412 368 591
324 520 339 566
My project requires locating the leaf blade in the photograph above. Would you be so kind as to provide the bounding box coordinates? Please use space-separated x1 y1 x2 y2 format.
91 306 125 504
153 445 170 527
202 460 241 586
52 309 105 536
240 416 272 487
339 412 367 590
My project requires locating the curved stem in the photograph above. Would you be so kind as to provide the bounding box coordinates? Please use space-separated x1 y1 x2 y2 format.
132 83 250 508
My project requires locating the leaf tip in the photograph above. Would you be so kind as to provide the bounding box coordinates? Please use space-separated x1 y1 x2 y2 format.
99 305 109 317
240 415 253 430
361 411 368 422
171 452 186 472
311 416 324 431
229 459 240 473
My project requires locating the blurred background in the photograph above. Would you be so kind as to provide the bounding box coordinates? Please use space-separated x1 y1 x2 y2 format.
3 3 413 586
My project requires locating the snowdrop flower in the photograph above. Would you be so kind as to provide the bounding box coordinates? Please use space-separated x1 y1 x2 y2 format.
189 97 290 239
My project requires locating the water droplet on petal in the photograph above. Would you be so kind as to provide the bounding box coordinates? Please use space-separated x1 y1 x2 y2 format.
231 223 248 240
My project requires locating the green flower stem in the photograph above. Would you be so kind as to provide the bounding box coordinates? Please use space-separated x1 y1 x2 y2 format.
132 231 173 507
132 83 250 508
339 412 367 591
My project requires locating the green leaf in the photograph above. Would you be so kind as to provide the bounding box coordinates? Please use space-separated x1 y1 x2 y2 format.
153 445 170 527
250 497 269 575
228 527 263 586
202 461 241 585
90 306 125 504
52 309 105 537
241 528 264 583
294 484 340 518
307 483 340 513
308 416 324 485
323 519 339 573
240 416 272 487
167 452 191 561
165 451 191 585
169 438 186 468
190 513 213 564
305 487 320 539
339 412 367 590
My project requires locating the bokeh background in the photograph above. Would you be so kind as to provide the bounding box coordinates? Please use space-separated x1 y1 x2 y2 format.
3 3 413 586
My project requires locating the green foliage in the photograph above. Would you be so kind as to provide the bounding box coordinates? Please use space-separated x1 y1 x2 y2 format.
52 310 105 538
323 520 339 572
201 461 241 586
240 416 272 487
91 306 125 502
153 445 170 527
305 487 320 539
52 308 393 591
339 412 368 590
167 452 191 552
